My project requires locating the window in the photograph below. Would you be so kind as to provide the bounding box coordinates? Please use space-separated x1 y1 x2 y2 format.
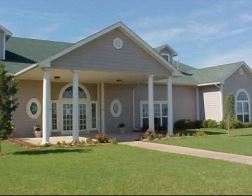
91 102 97 129
26 98 41 119
141 101 168 129
62 86 87 99
110 99 122 117
79 104 86 130
161 53 170 62
63 104 73 131
52 102 57 130
236 90 250 123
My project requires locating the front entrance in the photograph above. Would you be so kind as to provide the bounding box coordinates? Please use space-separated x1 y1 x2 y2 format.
62 103 87 131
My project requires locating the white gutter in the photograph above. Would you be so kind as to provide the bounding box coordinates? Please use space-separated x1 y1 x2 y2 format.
197 82 221 87
14 63 38 77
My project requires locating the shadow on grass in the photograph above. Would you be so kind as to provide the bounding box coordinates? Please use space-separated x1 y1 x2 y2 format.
234 134 252 137
13 148 92 156
204 131 226 135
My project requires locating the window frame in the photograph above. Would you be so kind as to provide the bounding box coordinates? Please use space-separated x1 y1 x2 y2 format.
51 101 58 131
140 101 168 128
91 101 98 130
26 98 41 119
160 53 170 62
235 89 251 123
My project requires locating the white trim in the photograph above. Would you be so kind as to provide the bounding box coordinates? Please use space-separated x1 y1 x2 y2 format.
14 63 38 76
140 101 169 128
38 22 181 76
26 98 41 119
51 100 59 132
160 53 171 62
113 37 123 49
58 83 91 100
197 82 221 87
110 99 122 117
0 24 12 36
155 44 178 56
235 89 251 123
97 83 101 131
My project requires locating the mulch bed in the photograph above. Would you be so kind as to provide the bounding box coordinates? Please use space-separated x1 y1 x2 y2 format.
7 138 39 149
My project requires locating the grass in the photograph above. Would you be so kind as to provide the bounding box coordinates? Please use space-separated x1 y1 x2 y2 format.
155 128 252 156
0 140 252 195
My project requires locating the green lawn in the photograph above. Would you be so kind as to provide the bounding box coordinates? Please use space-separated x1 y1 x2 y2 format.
0 141 252 195
155 128 252 156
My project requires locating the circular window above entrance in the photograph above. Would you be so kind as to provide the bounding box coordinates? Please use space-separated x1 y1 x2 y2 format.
110 99 122 117
26 98 41 119
113 37 123 49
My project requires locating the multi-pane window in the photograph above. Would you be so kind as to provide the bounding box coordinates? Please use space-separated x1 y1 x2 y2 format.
63 104 73 131
236 90 250 123
91 102 97 129
52 102 57 130
141 102 168 129
62 86 87 99
79 104 86 130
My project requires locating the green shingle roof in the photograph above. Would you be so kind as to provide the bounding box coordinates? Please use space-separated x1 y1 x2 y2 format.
190 61 244 84
0 37 73 74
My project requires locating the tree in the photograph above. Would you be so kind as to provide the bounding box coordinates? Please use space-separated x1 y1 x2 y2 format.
0 64 18 152
224 94 235 135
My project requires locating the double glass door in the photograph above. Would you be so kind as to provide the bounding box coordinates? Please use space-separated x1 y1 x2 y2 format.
62 103 87 131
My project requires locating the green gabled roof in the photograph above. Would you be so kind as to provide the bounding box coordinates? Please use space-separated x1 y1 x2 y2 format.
173 61 196 74
1 37 74 74
6 37 73 63
190 61 244 84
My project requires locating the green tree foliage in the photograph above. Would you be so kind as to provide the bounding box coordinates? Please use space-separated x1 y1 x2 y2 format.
0 64 18 151
224 94 235 134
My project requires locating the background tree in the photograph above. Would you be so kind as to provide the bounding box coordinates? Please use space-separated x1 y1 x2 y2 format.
224 94 235 135
0 64 18 152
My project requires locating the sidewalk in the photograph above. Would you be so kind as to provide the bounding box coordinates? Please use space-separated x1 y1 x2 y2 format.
121 141 252 166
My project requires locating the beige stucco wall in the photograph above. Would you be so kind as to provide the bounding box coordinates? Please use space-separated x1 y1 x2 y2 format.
51 29 170 75
13 80 43 137
13 80 98 137
223 66 252 121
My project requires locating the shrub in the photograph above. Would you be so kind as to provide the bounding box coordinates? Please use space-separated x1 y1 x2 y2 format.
109 138 118 144
155 126 166 134
219 120 226 129
141 131 166 141
203 119 218 128
231 119 244 129
174 119 193 130
243 123 252 128
95 133 109 143
193 120 203 129
195 129 206 137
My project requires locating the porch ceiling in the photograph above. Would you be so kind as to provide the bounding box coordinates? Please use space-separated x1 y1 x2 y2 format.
15 67 169 83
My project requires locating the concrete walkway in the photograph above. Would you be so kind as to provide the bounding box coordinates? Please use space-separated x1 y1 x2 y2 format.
121 141 252 166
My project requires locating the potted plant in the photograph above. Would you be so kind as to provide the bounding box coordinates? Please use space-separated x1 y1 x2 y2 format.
117 123 125 134
33 125 42 138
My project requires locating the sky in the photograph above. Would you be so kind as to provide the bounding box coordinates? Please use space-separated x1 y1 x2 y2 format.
1 0 252 68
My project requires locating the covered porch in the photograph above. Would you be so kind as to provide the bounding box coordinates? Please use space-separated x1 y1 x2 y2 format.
16 67 174 144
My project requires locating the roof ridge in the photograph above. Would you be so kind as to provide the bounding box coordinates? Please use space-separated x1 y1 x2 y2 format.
196 61 244 71
10 36 74 45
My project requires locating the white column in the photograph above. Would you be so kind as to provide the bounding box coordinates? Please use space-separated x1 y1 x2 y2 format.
167 77 173 136
196 87 200 120
101 82 105 133
72 71 79 142
148 75 155 131
42 71 51 144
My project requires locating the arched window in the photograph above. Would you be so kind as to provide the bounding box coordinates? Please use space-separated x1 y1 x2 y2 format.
62 86 87 99
236 89 250 123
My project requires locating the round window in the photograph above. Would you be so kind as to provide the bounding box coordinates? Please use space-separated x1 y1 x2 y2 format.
110 99 122 117
113 37 123 49
26 98 41 119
